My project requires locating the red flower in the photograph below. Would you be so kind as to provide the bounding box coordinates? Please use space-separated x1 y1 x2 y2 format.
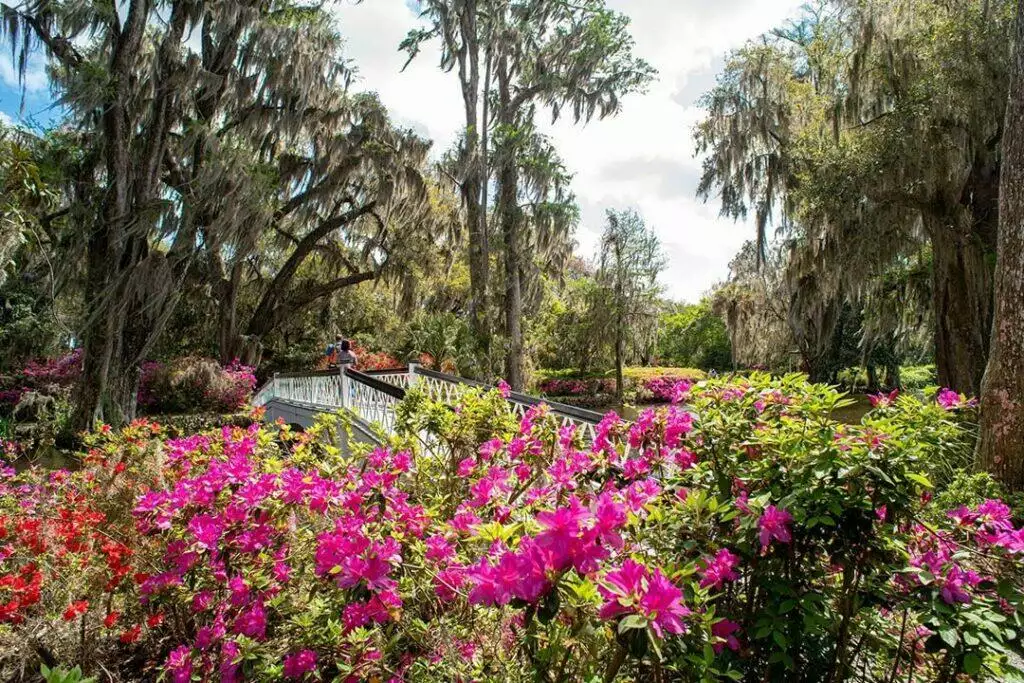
62 600 89 621
146 612 164 628
119 624 142 644
103 611 120 628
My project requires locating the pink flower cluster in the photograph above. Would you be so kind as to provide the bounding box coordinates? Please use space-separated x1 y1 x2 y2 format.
936 388 978 410
642 376 692 403
947 499 1024 553
132 431 422 680
598 559 690 638
467 493 630 606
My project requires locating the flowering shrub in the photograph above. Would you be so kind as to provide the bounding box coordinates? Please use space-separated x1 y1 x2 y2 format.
137 358 256 414
537 378 617 397
348 342 403 371
20 349 83 388
639 375 692 402
0 375 1022 682
0 350 81 417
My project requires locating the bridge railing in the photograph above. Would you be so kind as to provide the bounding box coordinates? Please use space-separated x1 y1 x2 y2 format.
409 365 605 441
253 364 606 441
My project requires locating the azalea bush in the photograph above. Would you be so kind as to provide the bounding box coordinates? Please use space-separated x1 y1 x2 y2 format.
0 375 1022 682
137 358 256 415
537 378 617 397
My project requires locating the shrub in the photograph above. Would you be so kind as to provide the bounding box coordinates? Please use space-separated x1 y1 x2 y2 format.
537 378 616 397
137 358 255 414
19 349 83 388
0 376 1021 682
837 364 937 392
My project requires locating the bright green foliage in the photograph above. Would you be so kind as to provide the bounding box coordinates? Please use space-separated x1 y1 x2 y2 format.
656 300 732 371
39 665 96 683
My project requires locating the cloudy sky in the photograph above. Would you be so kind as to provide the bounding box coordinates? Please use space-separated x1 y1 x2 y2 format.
0 0 803 302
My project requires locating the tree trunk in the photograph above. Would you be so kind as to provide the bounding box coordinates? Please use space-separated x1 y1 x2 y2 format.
866 364 879 393
885 363 901 391
218 260 244 364
458 1 490 357
497 56 524 391
977 0 1024 491
927 212 993 396
499 161 524 390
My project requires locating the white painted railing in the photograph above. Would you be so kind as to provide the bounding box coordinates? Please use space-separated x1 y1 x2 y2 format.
253 364 604 442
409 366 603 442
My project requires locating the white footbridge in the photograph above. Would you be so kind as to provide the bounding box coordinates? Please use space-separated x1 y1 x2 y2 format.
252 364 604 446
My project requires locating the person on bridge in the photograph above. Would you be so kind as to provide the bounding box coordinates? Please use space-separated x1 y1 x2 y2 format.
325 335 343 369
336 339 358 367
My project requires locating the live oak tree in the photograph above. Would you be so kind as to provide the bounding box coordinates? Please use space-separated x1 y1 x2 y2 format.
2 0 437 427
697 0 1015 395
977 0 1024 491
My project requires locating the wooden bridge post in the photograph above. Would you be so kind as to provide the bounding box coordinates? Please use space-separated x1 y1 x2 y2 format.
340 362 352 409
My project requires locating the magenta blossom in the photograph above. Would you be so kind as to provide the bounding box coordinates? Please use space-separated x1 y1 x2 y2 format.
936 388 976 410
712 619 741 653
699 548 741 589
497 379 511 398
166 645 192 683
283 649 318 679
599 559 690 639
869 389 899 408
758 505 793 548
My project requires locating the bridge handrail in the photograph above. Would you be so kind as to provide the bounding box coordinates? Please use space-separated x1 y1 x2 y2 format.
254 365 606 431
345 367 407 400
411 367 606 424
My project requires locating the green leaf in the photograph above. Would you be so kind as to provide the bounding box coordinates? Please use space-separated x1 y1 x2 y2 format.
906 472 933 488
940 627 959 648
618 614 648 633
963 653 982 675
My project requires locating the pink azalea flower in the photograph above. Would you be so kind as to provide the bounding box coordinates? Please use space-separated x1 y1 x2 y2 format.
940 565 982 605
479 438 503 461
640 569 690 637
233 601 267 640
712 619 741 653
166 645 192 683
425 534 455 564
457 457 477 478
220 640 242 683
868 389 899 408
435 565 466 601
599 560 690 638
598 559 648 620
283 649 318 679
497 379 511 398
593 492 627 550
936 388 960 409
699 549 741 589
758 505 793 548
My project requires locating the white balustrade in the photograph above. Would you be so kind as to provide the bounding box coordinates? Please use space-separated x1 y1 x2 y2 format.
253 365 603 444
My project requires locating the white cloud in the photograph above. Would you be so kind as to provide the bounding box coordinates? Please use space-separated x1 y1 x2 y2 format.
0 110 12 126
332 0 803 302
0 52 49 93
